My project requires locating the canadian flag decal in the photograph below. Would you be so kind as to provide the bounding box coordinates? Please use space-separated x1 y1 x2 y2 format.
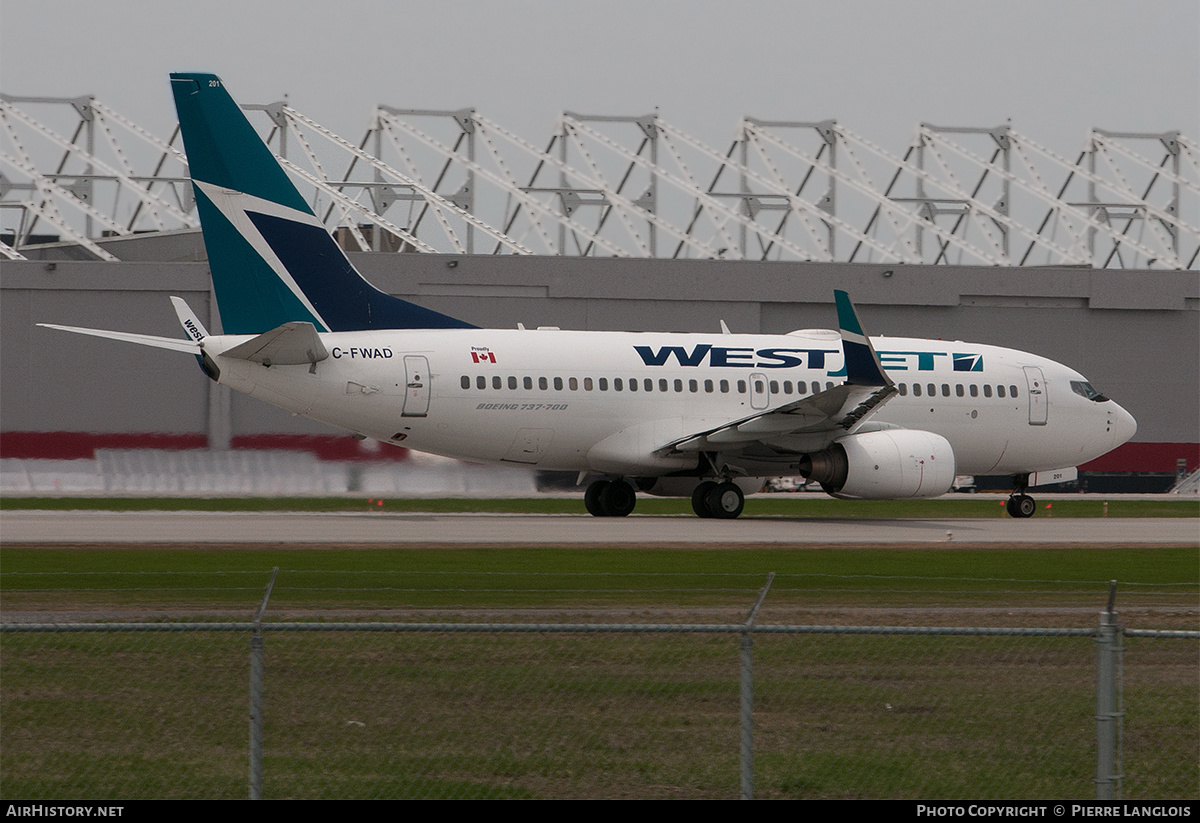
471 350 497 364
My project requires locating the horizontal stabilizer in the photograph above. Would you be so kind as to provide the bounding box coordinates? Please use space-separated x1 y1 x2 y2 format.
37 323 200 354
221 321 329 367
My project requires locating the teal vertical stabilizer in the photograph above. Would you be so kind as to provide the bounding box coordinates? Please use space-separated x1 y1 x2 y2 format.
170 73 475 334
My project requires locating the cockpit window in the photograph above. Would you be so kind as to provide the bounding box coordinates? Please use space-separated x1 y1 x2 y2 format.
1070 380 1109 402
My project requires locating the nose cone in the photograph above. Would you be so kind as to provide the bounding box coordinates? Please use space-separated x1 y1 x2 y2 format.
1109 402 1137 448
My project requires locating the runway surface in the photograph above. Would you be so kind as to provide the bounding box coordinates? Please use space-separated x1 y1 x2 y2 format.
2 510 1196 546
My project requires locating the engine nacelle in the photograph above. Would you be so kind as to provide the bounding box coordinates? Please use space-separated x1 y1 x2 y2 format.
800 430 956 499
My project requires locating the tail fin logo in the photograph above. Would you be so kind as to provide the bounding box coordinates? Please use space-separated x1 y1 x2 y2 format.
171 71 477 335
194 181 331 331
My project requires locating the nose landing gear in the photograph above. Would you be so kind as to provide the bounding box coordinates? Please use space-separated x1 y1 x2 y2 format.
1006 494 1036 518
1006 475 1036 518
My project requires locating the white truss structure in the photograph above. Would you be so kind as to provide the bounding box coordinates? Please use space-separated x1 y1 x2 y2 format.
2 92 1195 269
0 95 196 261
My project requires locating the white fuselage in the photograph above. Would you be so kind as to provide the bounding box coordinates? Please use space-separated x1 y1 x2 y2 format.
205 327 1136 480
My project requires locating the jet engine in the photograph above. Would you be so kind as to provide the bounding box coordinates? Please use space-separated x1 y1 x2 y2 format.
799 430 956 499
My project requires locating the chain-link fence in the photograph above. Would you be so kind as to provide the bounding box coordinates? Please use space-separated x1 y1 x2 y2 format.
3 614 1196 799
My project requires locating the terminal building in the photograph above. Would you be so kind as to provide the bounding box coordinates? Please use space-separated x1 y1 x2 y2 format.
2 93 1196 493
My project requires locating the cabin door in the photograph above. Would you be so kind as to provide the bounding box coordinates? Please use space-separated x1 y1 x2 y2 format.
1023 366 1047 426
401 355 431 417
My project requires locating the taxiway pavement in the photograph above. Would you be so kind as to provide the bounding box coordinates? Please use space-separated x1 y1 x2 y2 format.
2 511 1196 546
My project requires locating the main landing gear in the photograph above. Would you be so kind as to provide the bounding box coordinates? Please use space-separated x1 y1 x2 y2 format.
691 480 745 519
1006 475 1036 518
584 479 637 517
582 477 746 519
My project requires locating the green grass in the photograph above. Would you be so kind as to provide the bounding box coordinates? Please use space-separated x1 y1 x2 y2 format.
2 544 1196 799
2 546 1196 614
3 495 1198 517
4 625 1195 799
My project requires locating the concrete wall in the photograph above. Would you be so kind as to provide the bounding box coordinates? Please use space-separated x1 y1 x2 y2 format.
2 254 1196 460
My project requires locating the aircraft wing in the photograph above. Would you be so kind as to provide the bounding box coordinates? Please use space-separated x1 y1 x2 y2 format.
655 290 897 458
658 382 897 455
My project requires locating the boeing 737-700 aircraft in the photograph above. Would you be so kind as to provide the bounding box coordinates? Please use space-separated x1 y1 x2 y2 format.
40 74 1137 518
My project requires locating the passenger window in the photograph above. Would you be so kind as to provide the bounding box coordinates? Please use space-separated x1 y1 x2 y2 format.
508 376 518 390
969 385 978 397
754 380 765 394
461 375 470 389
674 379 683 392
783 381 793 395
584 378 593 391
1010 385 1018 398
492 376 502 390
523 376 533 390
554 377 563 390
629 378 638 392
927 383 936 396
614 378 623 391
659 379 668 392
720 380 730 393
477 375 487 390
797 382 807 395
997 385 1006 398
569 377 578 391
645 378 653 392
811 381 821 394
704 379 714 393
539 377 548 390
898 383 908 396
913 383 922 397
689 379 698 393
941 384 950 397
737 380 747 393
956 384 964 397
983 385 993 398
769 380 779 393
598 378 608 391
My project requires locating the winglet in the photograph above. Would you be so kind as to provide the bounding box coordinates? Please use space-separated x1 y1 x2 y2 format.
834 290 891 387
170 296 210 342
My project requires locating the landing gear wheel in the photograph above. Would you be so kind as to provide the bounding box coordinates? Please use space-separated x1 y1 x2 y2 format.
584 479 636 517
706 481 745 519
584 480 611 517
1006 494 1036 518
692 481 718 518
601 480 637 517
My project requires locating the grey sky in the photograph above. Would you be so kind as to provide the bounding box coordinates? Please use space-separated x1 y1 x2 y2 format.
2 0 1196 155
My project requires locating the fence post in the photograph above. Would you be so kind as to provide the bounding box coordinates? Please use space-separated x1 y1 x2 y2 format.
1095 580 1122 800
250 567 278 801
741 572 775 800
